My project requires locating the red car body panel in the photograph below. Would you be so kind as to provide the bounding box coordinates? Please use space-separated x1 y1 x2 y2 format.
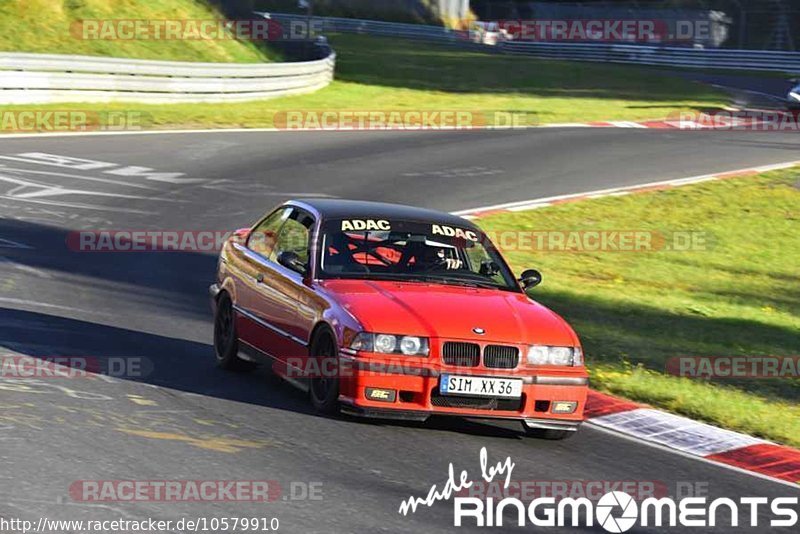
320 279 579 345
212 200 588 429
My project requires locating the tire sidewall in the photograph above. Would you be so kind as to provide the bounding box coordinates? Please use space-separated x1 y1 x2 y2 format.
214 293 239 367
309 328 340 414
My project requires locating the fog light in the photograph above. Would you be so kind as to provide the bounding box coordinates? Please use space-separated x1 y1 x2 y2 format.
365 388 396 402
551 401 577 414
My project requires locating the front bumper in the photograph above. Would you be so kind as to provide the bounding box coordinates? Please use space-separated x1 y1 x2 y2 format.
336 353 588 426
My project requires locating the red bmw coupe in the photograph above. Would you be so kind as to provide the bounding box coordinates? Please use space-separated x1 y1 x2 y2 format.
210 199 588 439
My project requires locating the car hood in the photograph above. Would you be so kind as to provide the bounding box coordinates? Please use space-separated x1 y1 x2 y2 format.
319 279 578 346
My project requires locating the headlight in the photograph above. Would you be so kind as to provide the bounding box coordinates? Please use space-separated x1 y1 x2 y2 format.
526 345 582 366
375 334 396 353
789 91 800 102
399 336 423 355
350 333 429 356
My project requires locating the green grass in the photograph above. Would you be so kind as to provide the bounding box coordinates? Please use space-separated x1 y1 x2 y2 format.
0 0 273 62
0 33 728 132
477 169 800 448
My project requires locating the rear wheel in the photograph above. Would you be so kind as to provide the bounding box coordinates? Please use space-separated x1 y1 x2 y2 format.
213 293 255 371
521 423 576 441
309 329 340 414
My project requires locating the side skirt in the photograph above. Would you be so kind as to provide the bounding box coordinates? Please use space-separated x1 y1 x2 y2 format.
238 339 310 393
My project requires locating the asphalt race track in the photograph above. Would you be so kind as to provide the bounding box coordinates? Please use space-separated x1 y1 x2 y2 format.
1 128 799 533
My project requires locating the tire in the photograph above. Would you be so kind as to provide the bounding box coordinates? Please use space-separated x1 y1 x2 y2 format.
521 423 576 441
308 329 340 415
213 293 255 371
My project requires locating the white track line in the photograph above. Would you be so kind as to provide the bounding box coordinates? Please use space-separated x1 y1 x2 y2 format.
0 238 33 249
0 117 675 139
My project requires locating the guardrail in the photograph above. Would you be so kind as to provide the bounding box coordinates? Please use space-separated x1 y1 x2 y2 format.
0 48 336 104
267 12 800 73
267 13 460 43
501 42 800 72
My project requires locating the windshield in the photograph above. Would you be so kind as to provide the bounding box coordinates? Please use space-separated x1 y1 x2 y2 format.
318 218 520 291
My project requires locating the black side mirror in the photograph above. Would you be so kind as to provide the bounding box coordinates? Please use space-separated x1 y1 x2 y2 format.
519 269 542 290
277 250 306 275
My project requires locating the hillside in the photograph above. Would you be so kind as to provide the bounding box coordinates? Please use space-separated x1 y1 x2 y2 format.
0 0 274 62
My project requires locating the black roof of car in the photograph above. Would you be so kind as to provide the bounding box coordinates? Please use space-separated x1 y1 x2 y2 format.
292 198 479 229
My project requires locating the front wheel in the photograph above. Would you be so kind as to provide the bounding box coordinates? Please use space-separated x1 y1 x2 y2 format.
213 293 255 371
309 329 340 415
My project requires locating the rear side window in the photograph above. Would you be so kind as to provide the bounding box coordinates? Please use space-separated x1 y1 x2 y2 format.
247 208 288 258
271 209 315 266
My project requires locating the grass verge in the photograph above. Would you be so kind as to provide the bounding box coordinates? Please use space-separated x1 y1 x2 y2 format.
0 33 727 132
0 0 273 62
477 168 800 448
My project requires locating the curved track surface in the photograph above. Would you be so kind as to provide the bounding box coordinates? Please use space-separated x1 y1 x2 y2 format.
1 128 799 533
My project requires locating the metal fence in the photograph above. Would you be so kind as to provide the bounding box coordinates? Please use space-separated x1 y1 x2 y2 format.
471 0 800 51
501 41 800 72
269 12 460 42
0 49 336 105
269 12 800 72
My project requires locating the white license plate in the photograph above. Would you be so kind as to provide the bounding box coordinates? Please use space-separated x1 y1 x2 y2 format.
440 375 523 398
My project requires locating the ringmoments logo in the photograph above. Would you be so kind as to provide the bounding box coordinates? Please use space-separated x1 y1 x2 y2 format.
452 492 800 529
398 448 800 530
596 491 638 532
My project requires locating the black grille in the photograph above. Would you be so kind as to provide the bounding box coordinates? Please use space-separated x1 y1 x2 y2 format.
442 342 480 367
431 391 523 411
483 345 519 369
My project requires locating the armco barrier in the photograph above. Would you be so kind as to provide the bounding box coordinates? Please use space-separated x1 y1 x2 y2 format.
266 13 460 43
267 12 800 73
501 41 800 72
0 48 336 104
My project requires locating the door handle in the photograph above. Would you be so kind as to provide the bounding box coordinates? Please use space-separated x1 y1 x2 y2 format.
255 272 265 284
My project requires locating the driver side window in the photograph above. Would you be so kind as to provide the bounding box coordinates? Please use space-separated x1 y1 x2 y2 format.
271 208 314 267
247 208 289 258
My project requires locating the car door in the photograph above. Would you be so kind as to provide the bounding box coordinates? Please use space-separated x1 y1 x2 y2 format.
247 207 315 373
231 206 290 359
